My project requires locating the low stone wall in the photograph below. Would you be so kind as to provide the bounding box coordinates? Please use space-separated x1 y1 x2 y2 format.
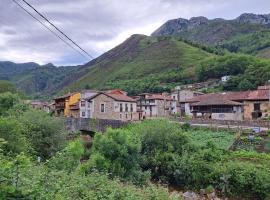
65 118 128 133
180 118 270 128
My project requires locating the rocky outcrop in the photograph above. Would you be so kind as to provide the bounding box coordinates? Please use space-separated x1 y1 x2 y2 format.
151 13 270 37
236 13 270 25
152 16 209 36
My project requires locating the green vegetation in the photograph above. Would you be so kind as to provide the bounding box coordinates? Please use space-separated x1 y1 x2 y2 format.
63 35 212 95
196 54 270 91
0 94 270 199
0 93 177 199
219 30 270 57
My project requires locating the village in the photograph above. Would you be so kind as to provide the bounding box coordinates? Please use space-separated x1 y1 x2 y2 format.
30 83 270 124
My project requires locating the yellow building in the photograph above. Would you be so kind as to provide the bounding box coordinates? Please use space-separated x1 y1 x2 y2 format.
64 92 81 117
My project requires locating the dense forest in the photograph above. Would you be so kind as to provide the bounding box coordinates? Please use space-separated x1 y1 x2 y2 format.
0 84 270 199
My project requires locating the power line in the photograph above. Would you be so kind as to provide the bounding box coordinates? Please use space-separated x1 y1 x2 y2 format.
11 0 89 59
21 0 94 59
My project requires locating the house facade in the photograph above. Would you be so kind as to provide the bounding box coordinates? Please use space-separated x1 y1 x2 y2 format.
54 92 81 117
171 89 203 116
187 86 270 121
86 92 138 121
242 87 270 120
137 93 172 119
79 90 98 118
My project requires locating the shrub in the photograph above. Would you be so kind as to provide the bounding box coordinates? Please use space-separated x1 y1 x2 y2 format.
81 128 149 185
20 110 66 159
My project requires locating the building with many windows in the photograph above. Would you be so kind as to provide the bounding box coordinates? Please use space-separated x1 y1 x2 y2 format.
136 93 173 119
86 92 138 121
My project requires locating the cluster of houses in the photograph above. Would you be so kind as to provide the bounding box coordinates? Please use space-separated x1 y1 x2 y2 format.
30 85 270 122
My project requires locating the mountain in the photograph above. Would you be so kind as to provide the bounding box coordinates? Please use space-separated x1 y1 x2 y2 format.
62 34 213 95
152 13 270 57
0 61 39 80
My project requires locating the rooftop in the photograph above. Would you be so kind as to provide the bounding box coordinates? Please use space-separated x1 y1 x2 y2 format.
87 92 136 102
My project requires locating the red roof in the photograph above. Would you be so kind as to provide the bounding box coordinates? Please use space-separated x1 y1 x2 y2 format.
247 89 269 100
105 89 127 95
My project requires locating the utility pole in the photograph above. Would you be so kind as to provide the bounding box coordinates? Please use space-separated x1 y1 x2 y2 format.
268 80 270 104
176 86 181 116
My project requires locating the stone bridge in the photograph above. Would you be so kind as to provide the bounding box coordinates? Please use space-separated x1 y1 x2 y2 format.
65 118 128 134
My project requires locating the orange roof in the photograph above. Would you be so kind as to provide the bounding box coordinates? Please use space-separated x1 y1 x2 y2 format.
105 89 127 95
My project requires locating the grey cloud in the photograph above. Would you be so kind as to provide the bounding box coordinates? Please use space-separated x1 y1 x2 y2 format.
0 0 269 65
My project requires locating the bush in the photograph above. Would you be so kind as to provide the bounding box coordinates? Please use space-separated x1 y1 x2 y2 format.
81 128 149 185
0 117 30 154
20 110 66 159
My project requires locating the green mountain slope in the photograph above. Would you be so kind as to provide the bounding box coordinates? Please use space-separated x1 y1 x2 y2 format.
63 34 213 95
0 61 39 80
152 13 270 57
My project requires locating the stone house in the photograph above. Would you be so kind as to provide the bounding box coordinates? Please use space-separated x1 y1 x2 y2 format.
86 92 138 121
136 93 173 119
171 89 203 116
30 100 54 113
242 86 270 120
187 86 270 121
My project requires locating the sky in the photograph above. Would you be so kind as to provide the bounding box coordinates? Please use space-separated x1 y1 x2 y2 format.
0 0 270 66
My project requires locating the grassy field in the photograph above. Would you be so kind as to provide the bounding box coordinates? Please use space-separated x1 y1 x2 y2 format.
186 129 235 150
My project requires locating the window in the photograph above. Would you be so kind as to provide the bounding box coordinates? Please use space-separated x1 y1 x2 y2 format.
130 104 133 112
254 103 261 111
82 111 85 117
120 103 123 112
100 103 105 113
81 101 86 107
126 114 128 119
87 102 90 108
120 114 122 119
125 103 128 112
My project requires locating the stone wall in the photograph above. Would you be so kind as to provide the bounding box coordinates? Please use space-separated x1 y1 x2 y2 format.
244 101 270 120
92 94 138 121
65 118 128 133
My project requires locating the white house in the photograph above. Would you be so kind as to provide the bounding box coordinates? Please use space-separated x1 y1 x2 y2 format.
79 90 98 118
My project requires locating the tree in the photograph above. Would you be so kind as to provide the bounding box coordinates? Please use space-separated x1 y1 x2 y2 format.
0 117 29 154
0 92 20 116
0 80 18 94
20 110 66 159
82 128 148 184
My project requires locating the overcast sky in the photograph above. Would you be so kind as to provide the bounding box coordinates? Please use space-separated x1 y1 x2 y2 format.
0 0 270 66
